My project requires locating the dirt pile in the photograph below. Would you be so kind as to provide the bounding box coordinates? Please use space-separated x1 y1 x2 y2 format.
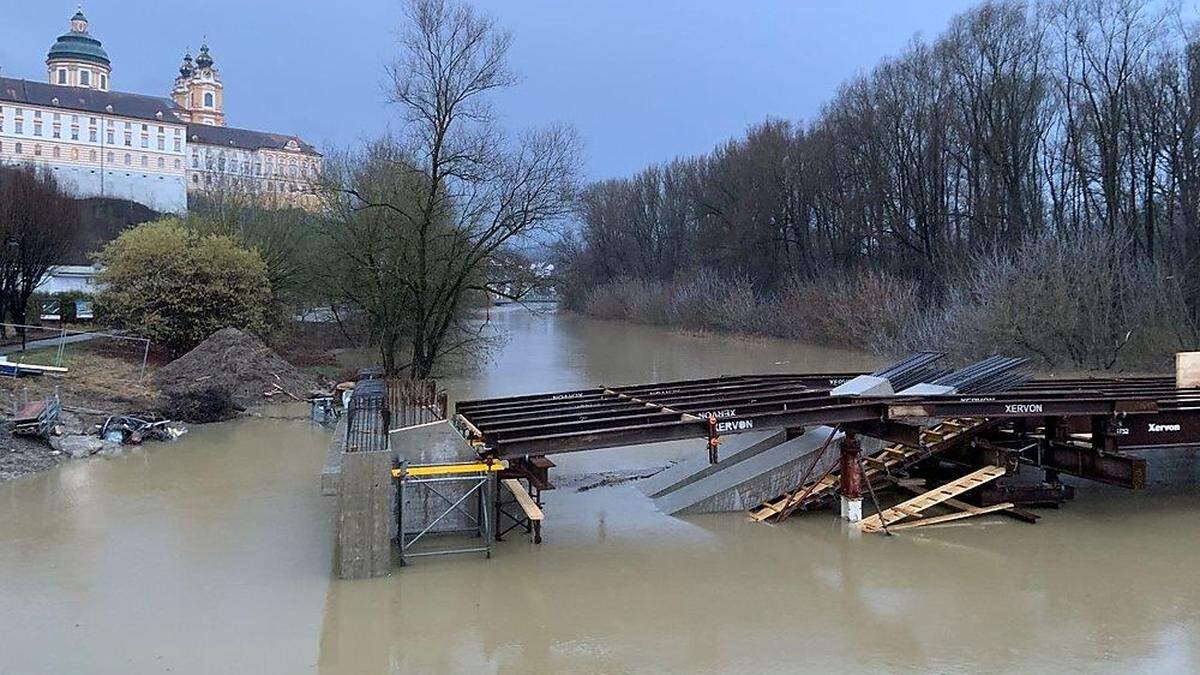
155 328 319 422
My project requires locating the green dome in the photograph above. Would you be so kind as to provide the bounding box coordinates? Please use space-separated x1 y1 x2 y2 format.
46 13 110 67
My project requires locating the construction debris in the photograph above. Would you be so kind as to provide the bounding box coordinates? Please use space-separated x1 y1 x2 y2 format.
98 414 186 444
8 393 62 437
750 418 993 522
858 465 1008 533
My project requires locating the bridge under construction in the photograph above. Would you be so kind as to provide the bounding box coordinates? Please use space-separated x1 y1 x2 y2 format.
452 351 1200 530
330 351 1200 577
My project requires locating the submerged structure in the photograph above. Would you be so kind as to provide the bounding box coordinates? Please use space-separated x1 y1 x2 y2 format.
330 352 1200 577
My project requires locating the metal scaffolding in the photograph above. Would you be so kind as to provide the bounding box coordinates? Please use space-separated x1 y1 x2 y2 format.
392 461 503 566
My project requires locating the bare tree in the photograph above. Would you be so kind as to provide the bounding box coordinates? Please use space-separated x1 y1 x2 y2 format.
0 166 82 344
555 0 1200 369
324 0 580 378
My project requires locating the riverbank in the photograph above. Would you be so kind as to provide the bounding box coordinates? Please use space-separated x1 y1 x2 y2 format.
0 325 328 483
572 266 1190 374
0 344 160 481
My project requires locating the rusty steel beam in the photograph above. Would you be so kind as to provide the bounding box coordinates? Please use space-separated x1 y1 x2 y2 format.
1037 443 1147 489
888 398 1157 420
456 372 860 417
489 402 883 458
1114 410 1200 448
469 382 837 429
457 370 1199 459
843 420 922 447
476 388 844 434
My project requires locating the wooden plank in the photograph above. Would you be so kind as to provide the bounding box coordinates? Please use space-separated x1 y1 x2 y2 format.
749 417 991 523
0 360 68 374
750 474 839 521
502 478 545 521
859 465 1006 533
885 502 1015 531
387 419 448 434
890 479 1039 523
1177 352 1200 388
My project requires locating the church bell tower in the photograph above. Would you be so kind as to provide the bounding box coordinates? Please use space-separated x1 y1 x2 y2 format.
171 43 224 126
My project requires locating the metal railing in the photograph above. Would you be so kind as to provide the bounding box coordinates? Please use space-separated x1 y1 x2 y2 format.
345 379 390 453
0 322 152 379
385 378 447 431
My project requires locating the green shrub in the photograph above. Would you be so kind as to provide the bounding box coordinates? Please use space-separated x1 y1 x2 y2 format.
94 220 271 356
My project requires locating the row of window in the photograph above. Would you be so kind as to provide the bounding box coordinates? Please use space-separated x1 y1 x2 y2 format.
56 67 108 91
189 151 317 178
191 172 307 194
0 140 183 170
0 107 184 152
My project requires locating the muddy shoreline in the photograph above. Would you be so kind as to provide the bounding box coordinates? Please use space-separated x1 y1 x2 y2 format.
0 327 329 483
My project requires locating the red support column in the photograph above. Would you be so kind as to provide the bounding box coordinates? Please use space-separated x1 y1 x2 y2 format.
839 432 863 522
706 415 720 464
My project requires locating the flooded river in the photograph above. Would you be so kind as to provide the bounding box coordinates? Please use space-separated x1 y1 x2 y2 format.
3 306 1200 673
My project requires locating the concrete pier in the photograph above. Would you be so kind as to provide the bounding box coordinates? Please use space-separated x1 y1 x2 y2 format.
840 495 863 522
652 426 843 515
335 449 395 579
639 430 785 499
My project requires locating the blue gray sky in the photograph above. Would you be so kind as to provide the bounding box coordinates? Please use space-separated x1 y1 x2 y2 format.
2 1 1036 181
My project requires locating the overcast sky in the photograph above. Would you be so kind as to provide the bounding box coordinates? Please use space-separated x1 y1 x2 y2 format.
4 1 1038 181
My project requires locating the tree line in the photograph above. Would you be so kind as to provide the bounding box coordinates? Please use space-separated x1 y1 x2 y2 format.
557 0 1200 369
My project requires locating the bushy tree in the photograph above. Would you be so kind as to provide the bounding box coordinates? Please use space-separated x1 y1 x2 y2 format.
94 220 271 355
186 192 326 313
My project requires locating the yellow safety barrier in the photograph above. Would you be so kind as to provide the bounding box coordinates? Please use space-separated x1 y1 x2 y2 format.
392 461 507 478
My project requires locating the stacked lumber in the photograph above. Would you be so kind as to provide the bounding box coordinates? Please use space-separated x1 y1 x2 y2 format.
750 418 990 522
858 465 1008 533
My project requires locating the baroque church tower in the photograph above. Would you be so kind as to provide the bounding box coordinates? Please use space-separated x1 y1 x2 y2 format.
171 43 224 126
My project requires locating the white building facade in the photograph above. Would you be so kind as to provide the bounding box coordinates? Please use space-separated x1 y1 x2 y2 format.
0 11 319 214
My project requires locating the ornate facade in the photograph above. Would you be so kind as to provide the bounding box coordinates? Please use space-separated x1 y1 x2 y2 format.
0 11 321 212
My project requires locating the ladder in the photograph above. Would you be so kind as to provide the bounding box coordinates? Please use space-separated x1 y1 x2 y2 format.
749 418 990 522
858 465 1007 533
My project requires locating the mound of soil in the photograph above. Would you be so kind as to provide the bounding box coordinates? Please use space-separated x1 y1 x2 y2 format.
156 328 318 422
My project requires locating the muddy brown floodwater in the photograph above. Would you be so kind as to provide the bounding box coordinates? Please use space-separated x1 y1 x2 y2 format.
3 306 1200 673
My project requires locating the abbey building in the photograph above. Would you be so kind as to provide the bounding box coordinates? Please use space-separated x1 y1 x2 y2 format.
0 11 321 212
